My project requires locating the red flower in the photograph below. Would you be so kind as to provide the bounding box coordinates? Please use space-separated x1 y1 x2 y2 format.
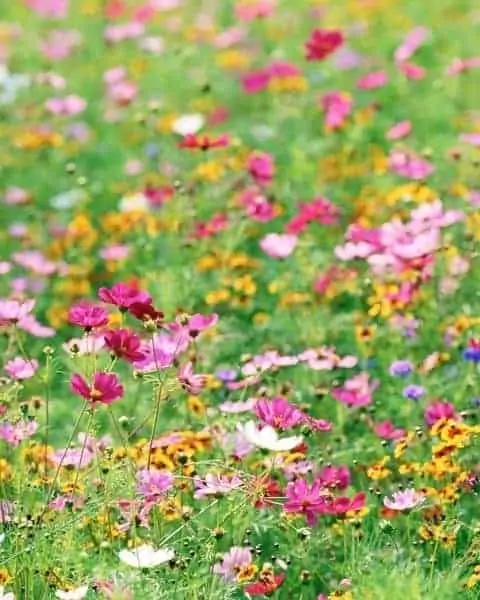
244 573 286 595
104 329 145 362
254 476 283 509
70 372 124 405
178 134 229 151
98 282 151 310
128 301 164 323
305 29 344 61
68 301 109 331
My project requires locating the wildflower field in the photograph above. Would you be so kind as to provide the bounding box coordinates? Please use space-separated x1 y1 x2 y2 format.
0 0 479 598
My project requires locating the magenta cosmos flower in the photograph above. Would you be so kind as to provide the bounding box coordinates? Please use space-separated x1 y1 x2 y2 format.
260 233 298 259
68 301 109 330
4 357 39 380
98 282 151 310
284 477 328 525
384 488 425 511
70 372 124 405
247 151 274 187
255 396 304 430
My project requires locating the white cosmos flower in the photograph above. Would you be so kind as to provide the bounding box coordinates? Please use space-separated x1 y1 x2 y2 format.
55 586 89 600
119 544 174 568
119 192 149 213
0 586 15 600
238 420 303 452
171 113 204 136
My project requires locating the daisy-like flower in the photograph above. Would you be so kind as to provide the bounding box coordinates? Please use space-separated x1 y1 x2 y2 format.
237 421 302 452
4 357 39 380
213 546 253 582
118 544 174 568
171 113 205 136
55 586 89 600
0 587 15 600
383 488 425 511
70 372 124 406
194 473 243 498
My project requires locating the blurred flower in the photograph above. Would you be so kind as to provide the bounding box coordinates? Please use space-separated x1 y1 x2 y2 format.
260 234 297 259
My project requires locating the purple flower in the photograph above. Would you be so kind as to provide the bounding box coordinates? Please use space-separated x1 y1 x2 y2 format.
215 368 238 382
136 469 174 499
402 384 425 401
213 547 253 582
388 360 413 377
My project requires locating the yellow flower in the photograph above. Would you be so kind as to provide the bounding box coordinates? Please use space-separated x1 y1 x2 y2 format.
216 50 251 70
253 313 270 325
366 457 391 480
195 161 225 182
205 289 231 305
0 569 12 585
0 459 12 481
196 255 221 271
236 563 259 583
187 395 206 416
268 76 308 93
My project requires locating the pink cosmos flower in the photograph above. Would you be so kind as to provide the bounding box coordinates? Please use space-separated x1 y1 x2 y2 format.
242 69 270 94
213 547 253 582
214 26 246 49
386 120 412 140
388 149 435 179
332 373 378 407
0 299 35 325
194 473 243 498
424 401 459 427
41 29 81 61
240 188 275 222
136 469 174 499
16 314 55 338
460 133 480 147
260 233 297 259
26 0 68 19
219 398 258 414
398 61 426 80
373 420 406 440
357 70 388 90
50 447 94 469
45 94 86 116
235 0 276 21
445 56 480 76
178 362 207 395
98 282 151 309
99 244 130 261
284 478 327 525
132 331 183 372
104 329 145 362
300 347 358 370
247 151 274 187
321 91 353 131
3 187 30 205
384 488 425 511
5 357 39 380
394 27 430 63
317 465 350 490
70 372 124 405
0 420 38 446
68 301 109 330
255 397 304 430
